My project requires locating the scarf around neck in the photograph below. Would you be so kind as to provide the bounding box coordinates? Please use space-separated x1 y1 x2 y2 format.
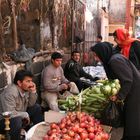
116 28 138 58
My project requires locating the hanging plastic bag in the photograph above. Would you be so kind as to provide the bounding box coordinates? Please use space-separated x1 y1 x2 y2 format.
101 101 124 128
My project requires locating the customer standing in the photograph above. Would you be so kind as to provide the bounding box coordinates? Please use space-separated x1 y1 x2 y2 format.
91 42 140 140
113 28 140 70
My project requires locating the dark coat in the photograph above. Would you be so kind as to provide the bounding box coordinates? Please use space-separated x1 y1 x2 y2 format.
64 59 96 91
129 41 140 70
115 40 140 70
109 54 140 136
64 59 94 82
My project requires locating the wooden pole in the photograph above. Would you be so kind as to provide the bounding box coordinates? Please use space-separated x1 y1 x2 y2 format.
11 0 18 50
125 0 132 30
0 0 3 48
71 0 74 53
0 0 5 62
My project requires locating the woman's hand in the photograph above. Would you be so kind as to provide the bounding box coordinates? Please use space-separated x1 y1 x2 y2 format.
110 95 117 101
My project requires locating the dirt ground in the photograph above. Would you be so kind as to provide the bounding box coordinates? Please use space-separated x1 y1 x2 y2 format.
110 127 123 140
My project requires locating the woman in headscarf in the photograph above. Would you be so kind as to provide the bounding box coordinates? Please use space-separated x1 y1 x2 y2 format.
113 28 140 70
91 42 140 140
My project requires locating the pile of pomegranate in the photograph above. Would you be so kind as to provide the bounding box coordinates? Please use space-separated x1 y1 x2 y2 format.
43 112 110 140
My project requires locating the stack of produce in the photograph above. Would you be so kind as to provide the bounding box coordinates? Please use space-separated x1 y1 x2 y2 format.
58 79 121 118
43 111 110 140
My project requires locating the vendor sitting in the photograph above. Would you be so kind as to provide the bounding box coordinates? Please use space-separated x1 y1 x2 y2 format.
0 70 43 140
64 50 99 91
41 52 79 112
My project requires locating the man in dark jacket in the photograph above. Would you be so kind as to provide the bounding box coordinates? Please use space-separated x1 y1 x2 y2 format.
64 50 99 91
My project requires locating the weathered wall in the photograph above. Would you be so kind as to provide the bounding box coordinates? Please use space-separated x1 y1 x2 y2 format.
134 0 140 37
0 0 73 54
108 0 126 24
1 0 41 52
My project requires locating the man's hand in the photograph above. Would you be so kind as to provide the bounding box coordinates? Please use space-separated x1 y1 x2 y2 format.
61 83 68 90
90 76 100 81
28 82 36 93
22 117 30 127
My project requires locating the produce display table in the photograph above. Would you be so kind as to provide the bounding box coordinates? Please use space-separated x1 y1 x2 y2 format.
26 111 112 140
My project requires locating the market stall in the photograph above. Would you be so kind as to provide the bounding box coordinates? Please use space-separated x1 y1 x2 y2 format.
26 79 121 140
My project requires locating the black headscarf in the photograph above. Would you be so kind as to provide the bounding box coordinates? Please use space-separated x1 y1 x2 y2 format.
91 42 116 78
91 42 114 63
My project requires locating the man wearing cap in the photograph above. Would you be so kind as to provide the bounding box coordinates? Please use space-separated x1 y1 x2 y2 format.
41 52 79 111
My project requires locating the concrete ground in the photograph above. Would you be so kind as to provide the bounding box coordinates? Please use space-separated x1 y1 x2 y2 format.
110 127 123 140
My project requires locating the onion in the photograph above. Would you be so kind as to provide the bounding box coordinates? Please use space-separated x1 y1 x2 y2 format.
62 134 71 140
80 132 88 139
100 132 110 140
88 133 95 139
87 126 95 133
61 128 67 134
68 130 75 137
72 124 79 132
45 112 109 140
50 123 58 129
43 135 49 140
59 123 65 129
74 134 81 140
61 118 67 124
95 134 102 140
80 122 87 128
66 119 71 125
